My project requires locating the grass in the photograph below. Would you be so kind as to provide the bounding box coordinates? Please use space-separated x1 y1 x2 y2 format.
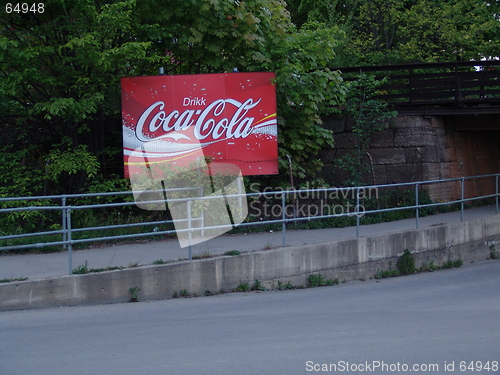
192 251 213 259
0 276 28 283
262 240 273 250
72 260 122 274
224 250 241 256
306 273 339 287
374 262 401 279
276 280 295 290
375 251 463 279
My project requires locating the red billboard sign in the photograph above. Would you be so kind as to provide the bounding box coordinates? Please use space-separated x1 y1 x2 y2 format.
121 72 278 177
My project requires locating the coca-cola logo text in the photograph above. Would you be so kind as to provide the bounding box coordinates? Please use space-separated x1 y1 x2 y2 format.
135 98 262 143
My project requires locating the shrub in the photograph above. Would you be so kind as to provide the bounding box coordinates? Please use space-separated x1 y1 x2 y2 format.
396 249 416 275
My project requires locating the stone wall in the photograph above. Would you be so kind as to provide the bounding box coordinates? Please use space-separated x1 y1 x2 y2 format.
320 115 500 202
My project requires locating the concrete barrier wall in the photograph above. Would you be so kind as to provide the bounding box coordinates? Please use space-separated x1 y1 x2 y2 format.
2 214 499 311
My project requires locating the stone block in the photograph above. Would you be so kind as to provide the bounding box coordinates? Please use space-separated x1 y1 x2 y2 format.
319 149 336 162
372 165 387 185
322 116 346 133
333 133 358 149
369 129 395 147
394 128 437 147
404 147 440 163
421 147 441 163
393 116 431 128
366 148 406 165
385 164 415 184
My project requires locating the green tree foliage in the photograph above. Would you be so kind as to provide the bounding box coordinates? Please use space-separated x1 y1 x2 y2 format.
337 74 397 186
288 0 500 65
340 0 500 65
0 0 156 194
286 0 360 29
0 0 347 195
396 0 500 62
261 23 347 179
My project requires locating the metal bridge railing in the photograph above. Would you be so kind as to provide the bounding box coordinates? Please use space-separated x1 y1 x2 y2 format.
1 174 499 275
339 60 500 115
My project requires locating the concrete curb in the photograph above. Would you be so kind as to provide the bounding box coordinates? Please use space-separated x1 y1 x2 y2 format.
1 214 499 311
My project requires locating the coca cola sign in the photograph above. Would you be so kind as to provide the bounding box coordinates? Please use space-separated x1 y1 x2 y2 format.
121 72 278 177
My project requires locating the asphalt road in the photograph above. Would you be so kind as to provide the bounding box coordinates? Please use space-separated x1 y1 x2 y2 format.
1 260 499 375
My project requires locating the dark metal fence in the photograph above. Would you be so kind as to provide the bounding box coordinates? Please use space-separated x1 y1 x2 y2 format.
339 60 500 115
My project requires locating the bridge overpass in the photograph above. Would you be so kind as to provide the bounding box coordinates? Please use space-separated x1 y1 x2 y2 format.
321 61 500 198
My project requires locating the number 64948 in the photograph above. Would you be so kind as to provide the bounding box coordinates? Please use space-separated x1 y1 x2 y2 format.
5 3 45 13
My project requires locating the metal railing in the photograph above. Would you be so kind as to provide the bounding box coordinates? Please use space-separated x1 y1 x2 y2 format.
1 173 499 275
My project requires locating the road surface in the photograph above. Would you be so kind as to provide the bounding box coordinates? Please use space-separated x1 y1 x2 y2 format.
1 260 499 375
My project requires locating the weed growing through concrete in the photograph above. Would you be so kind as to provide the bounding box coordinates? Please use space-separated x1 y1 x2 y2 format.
307 274 324 287
420 260 438 272
224 250 241 256
252 279 266 291
441 258 463 269
236 282 250 292
375 262 400 279
276 280 296 290
325 278 340 286
490 245 498 259
72 260 122 274
262 240 273 250
375 251 463 279
306 274 338 288
192 251 212 259
0 276 28 283
396 249 416 275
73 261 89 274
128 287 140 302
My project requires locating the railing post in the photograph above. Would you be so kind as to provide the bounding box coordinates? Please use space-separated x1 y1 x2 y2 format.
496 175 499 214
461 177 465 221
67 206 73 275
62 195 67 250
199 186 205 238
282 192 286 247
415 183 419 229
454 61 462 109
356 187 360 238
187 199 192 261
408 68 414 108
